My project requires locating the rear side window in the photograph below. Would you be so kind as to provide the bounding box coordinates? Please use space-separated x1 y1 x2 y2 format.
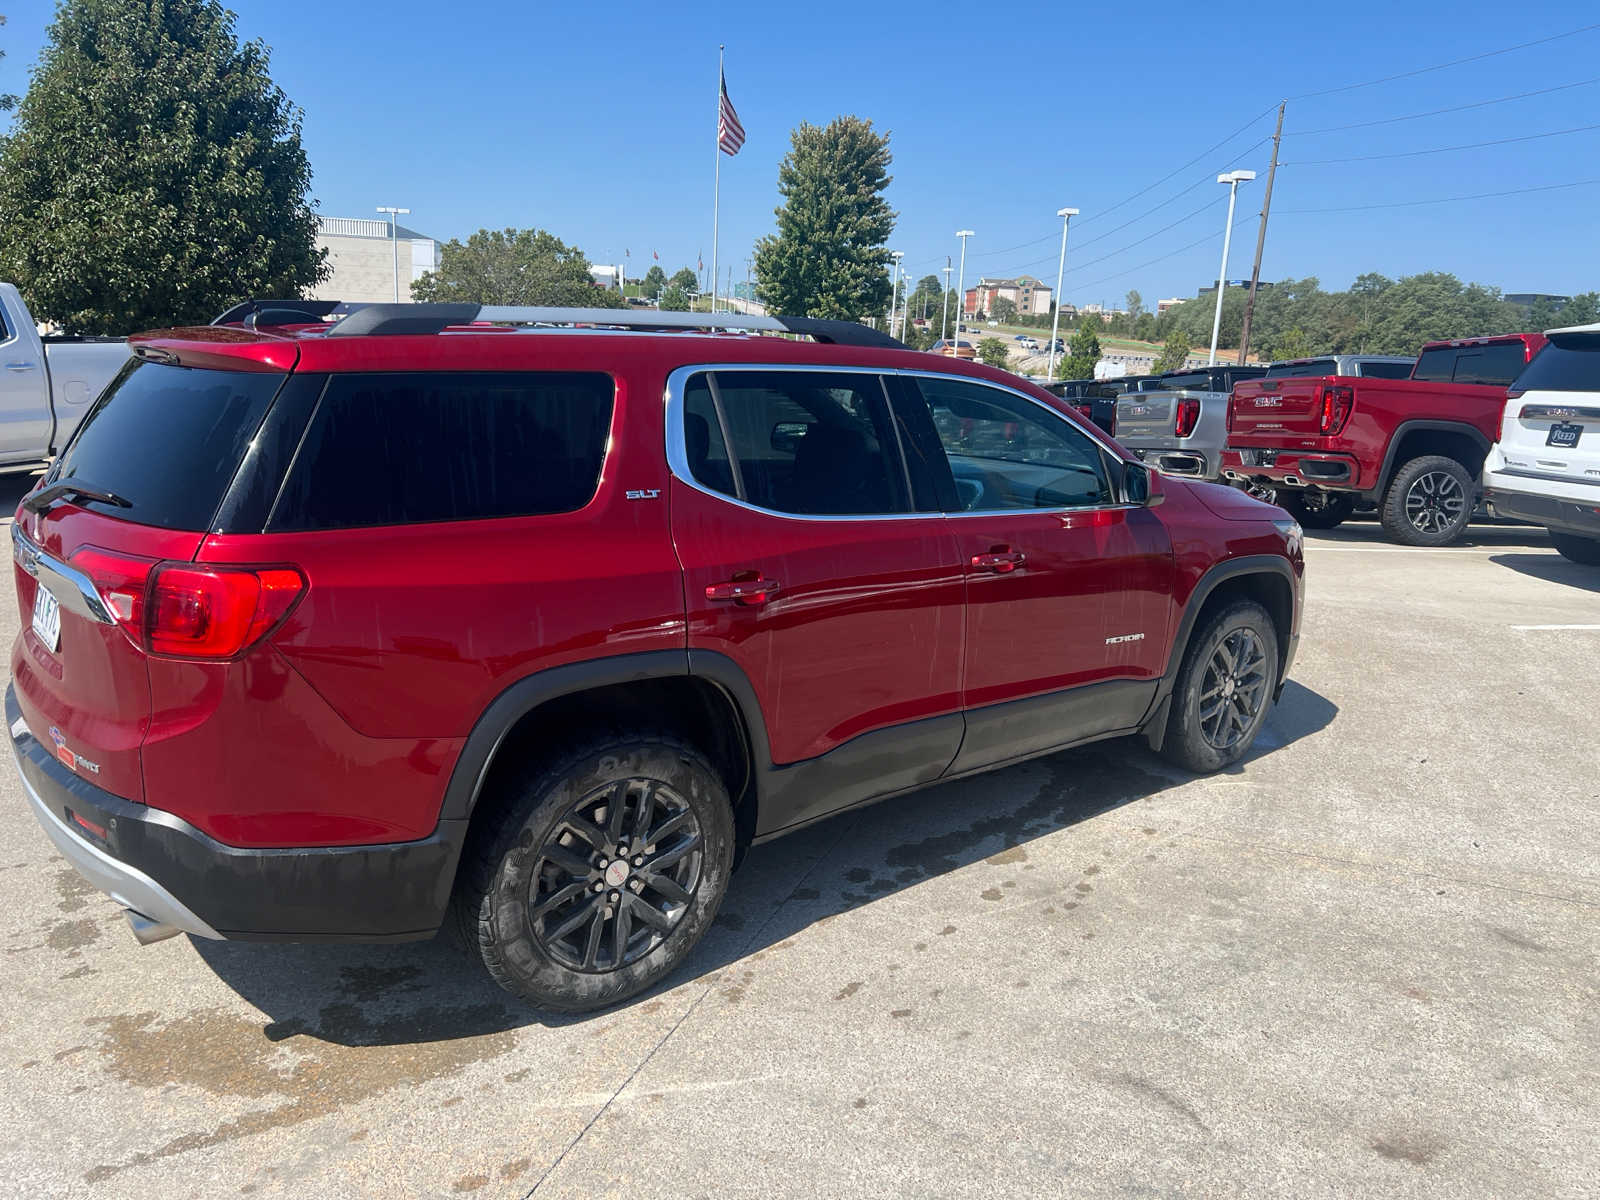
51 359 283 530
1412 343 1527 386
1358 360 1412 379
270 371 613 530
1511 333 1600 393
683 371 910 516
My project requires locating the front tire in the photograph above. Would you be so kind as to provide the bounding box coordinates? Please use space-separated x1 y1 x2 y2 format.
1280 490 1356 530
1381 455 1474 546
1550 529 1600 565
455 735 735 1012
1160 600 1280 773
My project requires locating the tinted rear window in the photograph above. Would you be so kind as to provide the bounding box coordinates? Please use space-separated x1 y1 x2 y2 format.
1265 359 1337 378
1359 360 1413 379
51 359 283 530
270 371 614 531
1511 333 1600 393
1412 343 1527 386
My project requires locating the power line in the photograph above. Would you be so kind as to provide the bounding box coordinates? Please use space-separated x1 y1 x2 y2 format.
1284 123 1600 165
1276 177 1600 214
1286 21 1600 100
1068 213 1258 296
1076 111 1276 227
1291 76 1600 134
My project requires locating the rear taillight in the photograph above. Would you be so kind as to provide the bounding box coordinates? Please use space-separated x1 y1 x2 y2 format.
1317 385 1355 435
67 548 303 659
1174 398 1201 439
1226 395 1236 433
146 565 304 659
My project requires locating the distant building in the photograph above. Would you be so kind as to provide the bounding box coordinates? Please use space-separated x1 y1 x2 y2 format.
1157 297 1188 315
1197 279 1270 297
309 216 442 303
1504 293 1569 314
964 275 1053 317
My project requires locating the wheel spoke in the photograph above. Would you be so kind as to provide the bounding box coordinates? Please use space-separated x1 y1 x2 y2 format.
562 814 608 851
612 894 633 963
645 810 693 847
531 879 591 918
631 781 657 841
546 894 601 942
650 833 702 871
541 844 595 879
629 897 674 932
642 871 693 905
581 905 606 969
605 779 629 841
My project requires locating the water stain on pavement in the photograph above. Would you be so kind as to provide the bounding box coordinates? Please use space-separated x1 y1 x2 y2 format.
1370 1132 1445 1165
53 868 96 913
46 918 100 951
81 1002 516 1182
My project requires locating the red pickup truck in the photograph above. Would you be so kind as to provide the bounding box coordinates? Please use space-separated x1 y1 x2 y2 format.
1221 333 1548 545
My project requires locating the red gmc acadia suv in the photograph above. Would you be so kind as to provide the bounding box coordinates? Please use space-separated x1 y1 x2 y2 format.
9 302 1304 1011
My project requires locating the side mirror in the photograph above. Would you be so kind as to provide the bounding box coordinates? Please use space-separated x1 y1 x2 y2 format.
1123 461 1165 507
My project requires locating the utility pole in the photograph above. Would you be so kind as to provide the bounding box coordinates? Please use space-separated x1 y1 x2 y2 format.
1238 101 1284 366
940 260 953 342
1048 206 1078 380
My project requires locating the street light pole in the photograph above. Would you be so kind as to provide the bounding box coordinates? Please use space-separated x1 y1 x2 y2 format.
940 262 952 342
954 231 974 347
1048 207 1079 380
889 250 904 339
376 206 410 303
1207 172 1254 366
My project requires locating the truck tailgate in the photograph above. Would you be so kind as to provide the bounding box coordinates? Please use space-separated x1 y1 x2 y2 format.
1228 379 1330 443
1115 392 1177 443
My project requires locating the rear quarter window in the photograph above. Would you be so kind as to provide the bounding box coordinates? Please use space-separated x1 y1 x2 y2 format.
1511 333 1600 393
269 371 614 531
1358 360 1413 379
1413 343 1527 386
49 359 284 530
1266 359 1337 378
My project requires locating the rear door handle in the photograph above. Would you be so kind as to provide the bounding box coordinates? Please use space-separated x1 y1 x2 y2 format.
970 549 1026 574
705 577 781 606
5 362 37 372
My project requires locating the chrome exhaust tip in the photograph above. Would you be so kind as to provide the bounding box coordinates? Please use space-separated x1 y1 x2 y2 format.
1282 474 1302 487
125 909 181 946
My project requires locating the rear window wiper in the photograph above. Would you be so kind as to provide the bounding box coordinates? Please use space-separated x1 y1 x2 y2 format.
22 479 134 514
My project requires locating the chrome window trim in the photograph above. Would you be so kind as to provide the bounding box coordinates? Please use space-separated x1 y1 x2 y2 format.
11 523 116 625
663 362 1137 523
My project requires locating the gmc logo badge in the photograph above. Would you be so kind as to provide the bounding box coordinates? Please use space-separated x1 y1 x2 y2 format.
1254 398 1281 407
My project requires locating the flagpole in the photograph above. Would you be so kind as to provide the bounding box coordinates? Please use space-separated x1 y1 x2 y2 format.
711 45 724 316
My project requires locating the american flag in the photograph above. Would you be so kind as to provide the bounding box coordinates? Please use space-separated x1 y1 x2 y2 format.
717 69 745 156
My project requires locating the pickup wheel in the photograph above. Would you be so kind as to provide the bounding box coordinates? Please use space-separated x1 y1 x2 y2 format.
1549 530 1600 565
1161 600 1279 773
1279 490 1355 530
1381 455 1474 546
454 735 735 1012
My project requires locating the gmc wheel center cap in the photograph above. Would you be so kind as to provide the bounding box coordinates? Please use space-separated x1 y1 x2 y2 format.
604 861 630 887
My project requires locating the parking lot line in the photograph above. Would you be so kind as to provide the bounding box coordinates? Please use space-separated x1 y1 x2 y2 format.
1508 624 1600 631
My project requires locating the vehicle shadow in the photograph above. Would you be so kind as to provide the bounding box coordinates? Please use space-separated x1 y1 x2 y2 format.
1305 518 1549 550
192 680 1338 1043
1491 551 1600 593
0 472 40 520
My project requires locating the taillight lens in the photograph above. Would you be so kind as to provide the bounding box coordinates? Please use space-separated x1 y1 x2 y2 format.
1226 395 1236 433
67 549 304 659
1318 385 1355 435
1175 398 1201 438
146 565 304 658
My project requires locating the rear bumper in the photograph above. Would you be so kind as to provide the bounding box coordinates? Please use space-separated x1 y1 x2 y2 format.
1221 448 1364 491
1129 444 1218 480
1484 485 1600 537
8 686 462 942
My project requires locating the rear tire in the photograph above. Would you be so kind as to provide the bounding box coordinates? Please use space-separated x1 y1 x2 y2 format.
1160 600 1280 773
1279 490 1355 530
1380 455 1474 546
454 734 735 1012
1549 529 1600 565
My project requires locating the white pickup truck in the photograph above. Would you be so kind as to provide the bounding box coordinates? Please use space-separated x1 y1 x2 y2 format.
0 283 129 475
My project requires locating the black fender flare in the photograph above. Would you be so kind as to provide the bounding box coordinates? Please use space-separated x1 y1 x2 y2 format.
436 648 774 826
1376 420 1491 497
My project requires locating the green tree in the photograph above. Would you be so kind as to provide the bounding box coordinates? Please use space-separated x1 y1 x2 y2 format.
753 115 895 320
412 228 623 308
1125 290 1144 322
1057 320 1101 379
1152 330 1192 374
991 297 1018 325
1 14 19 111
659 284 689 312
976 336 1011 368
641 265 667 295
1557 292 1600 325
1133 311 1157 342
0 0 326 333
1266 327 1313 361
669 267 699 293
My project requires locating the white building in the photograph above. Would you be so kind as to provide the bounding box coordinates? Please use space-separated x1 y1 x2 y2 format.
308 216 442 304
1156 297 1188 315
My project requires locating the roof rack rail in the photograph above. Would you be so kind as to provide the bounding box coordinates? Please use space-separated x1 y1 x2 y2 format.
311 303 904 348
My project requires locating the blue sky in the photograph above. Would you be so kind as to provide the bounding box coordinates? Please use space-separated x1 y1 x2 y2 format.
3 2 1597 305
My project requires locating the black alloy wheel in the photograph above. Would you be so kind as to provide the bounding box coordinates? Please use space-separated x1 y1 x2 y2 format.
1196 627 1271 753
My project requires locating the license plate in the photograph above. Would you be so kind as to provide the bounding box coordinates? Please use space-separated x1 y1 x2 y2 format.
1547 422 1583 448
31 586 60 653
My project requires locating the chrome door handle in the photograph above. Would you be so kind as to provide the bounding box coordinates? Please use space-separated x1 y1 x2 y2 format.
5 362 37 372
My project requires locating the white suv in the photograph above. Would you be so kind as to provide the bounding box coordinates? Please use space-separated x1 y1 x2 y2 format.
1484 322 1600 564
